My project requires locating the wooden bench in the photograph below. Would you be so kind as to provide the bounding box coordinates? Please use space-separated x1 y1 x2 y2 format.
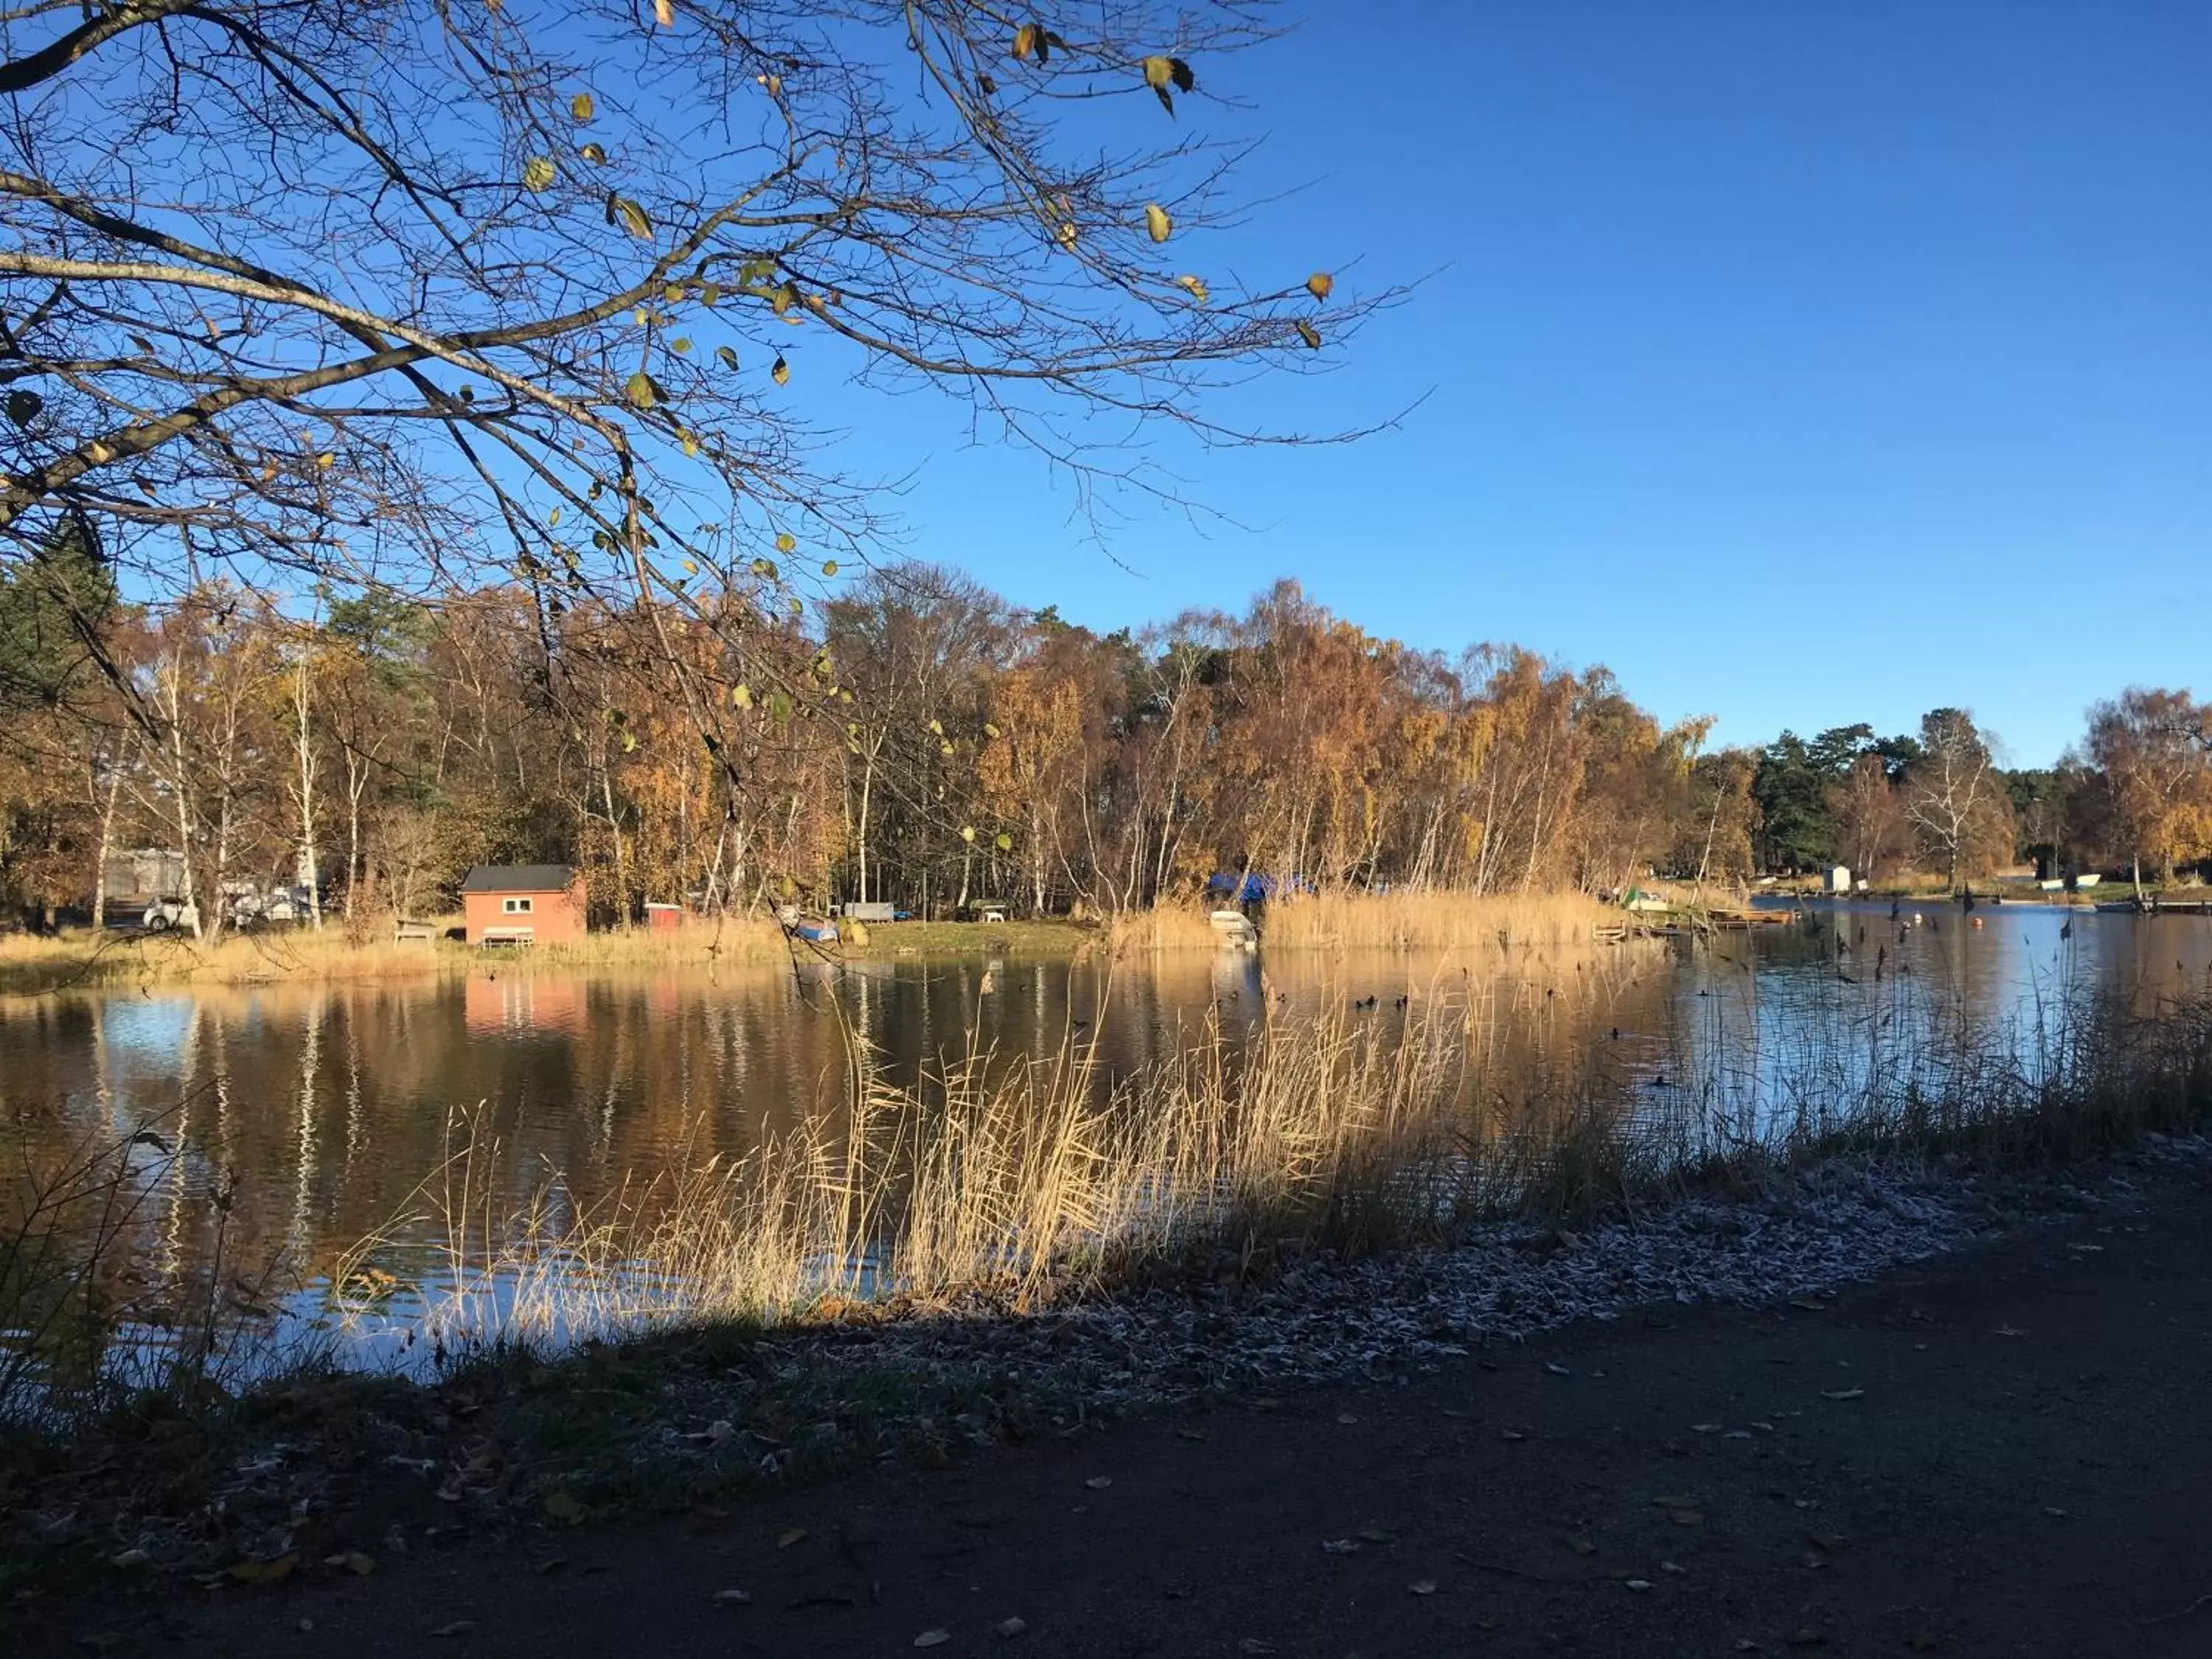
478 925 535 948
393 918 437 945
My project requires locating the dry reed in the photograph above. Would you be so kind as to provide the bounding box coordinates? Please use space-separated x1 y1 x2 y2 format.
1100 905 1225 953
1261 888 1621 953
0 914 790 992
15 938 2212 1411
336 963 1662 1357
344 964 2212 1365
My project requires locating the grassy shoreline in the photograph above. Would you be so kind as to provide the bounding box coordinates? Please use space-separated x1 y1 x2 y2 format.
10 900 2208 1595
0 915 1110 995
6 1008 2208 1600
0 889 1642 995
1768 877 2212 907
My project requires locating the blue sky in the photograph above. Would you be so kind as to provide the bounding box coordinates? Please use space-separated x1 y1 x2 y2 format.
820 1 2208 767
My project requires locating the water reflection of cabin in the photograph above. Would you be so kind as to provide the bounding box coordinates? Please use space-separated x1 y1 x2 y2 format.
463 973 585 1034
459 864 587 945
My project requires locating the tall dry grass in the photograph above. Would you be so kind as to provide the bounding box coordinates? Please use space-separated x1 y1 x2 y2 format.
0 914 790 993
1262 888 1621 953
0 1102 293 1425
345 962 2212 1363
1100 905 1225 953
336 953 1664 1354
15 932 2212 1409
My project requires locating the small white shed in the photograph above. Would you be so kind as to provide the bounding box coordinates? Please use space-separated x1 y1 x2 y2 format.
1824 865 1852 893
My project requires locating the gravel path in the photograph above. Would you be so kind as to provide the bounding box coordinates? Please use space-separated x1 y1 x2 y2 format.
754 1137 2205 1411
25 1132 2212 1658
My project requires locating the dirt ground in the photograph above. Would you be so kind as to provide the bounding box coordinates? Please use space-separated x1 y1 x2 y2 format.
15 1163 2212 1658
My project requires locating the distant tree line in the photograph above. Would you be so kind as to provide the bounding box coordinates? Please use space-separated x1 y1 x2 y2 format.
5 541 2208 931
1750 698 2212 890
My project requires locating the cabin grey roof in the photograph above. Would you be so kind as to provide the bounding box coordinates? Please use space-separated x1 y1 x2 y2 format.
459 864 575 894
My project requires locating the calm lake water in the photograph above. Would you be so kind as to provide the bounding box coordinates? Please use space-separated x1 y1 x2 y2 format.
3 900 2208 1383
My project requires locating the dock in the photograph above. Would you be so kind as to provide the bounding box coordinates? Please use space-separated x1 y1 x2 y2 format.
1596 905 1798 942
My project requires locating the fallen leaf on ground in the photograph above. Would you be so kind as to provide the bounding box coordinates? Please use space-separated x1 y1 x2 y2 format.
1692 1422 1722 1433
1408 1579 1436 1596
1626 1579 1652 1592
1336 1413 1358 1425
712 1588 751 1604
776 1526 809 1548
1670 1510 1704 1526
1785 1631 1829 1649
914 1631 951 1649
1356 1527 1394 1544
323 1551 375 1576
1321 1538 1361 1555
1238 1641 1276 1655
1085 1476 1113 1489
542 1491 587 1524
1807 1532 1846 1553
429 1622 476 1639
1175 1427 1208 1441
1564 1536 1596 1557
1500 1428 1526 1441
1820 1388 1865 1402
225 1555 297 1586
1545 1362 1571 1376
1994 1325 2025 1338
1905 1634 1942 1652
996 1616 1027 1638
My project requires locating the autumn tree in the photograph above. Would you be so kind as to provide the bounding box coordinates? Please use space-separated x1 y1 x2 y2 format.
1 0 1388 888
1903 708 2011 889
977 663 1084 914
1828 754 1907 882
826 564 1008 908
133 588 285 939
2084 689 2212 892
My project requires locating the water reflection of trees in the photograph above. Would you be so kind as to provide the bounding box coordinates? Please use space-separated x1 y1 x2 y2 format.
4 912 2209 1382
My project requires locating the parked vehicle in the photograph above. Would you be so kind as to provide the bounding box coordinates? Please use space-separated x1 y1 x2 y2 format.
220 881 317 928
139 898 199 933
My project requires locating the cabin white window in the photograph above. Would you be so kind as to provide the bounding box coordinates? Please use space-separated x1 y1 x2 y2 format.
502 896 534 914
